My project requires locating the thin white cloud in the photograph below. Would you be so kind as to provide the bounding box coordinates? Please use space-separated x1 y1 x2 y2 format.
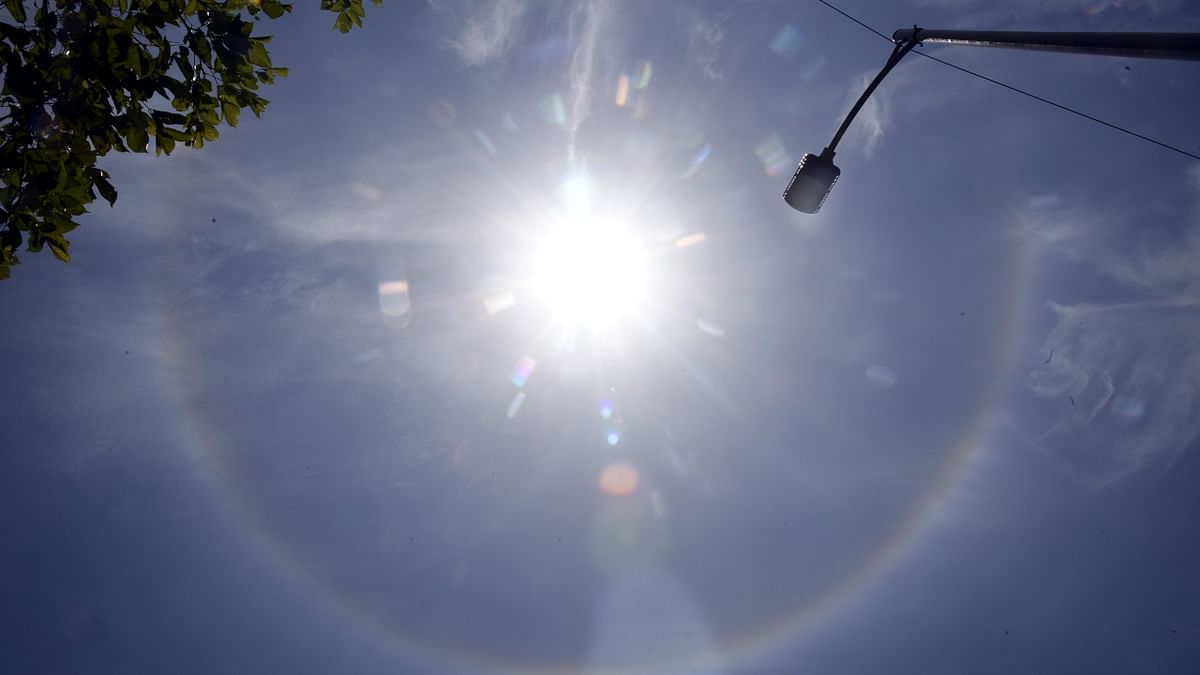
565 0 616 153
1025 167 1200 485
1024 167 1200 297
843 72 890 158
110 142 471 251
428 0 625 156
1027 299 1200 486
838 56 944 159
431 0 529 67
683 8 725 81
255 139 476 247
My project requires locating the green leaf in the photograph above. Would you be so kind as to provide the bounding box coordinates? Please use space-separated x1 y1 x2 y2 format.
47 235 70 263
127 44 142 73
153 111 187 126
247 40 271 68
0 225 20 251
125 123 149 152
0 0 383 279
45 213 78 236
155 133 175 155
222 101 240 127
94 172 118 206
190 33 212 64
5 0 27 23
199 105 220 125
261 1 289 19
177 55 195 81
248 95 268 117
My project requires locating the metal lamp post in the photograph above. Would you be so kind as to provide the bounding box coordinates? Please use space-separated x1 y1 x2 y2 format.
783 28 1200 214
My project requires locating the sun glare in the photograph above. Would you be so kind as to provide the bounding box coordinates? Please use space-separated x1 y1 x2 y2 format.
532 215 647 327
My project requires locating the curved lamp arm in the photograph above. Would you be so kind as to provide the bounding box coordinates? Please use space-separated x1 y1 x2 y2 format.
785 26 1200 214
828 37 921 153
783 32 922 214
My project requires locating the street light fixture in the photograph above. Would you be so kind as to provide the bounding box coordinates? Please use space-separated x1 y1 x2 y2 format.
784 28 1200 214
784 35 920 214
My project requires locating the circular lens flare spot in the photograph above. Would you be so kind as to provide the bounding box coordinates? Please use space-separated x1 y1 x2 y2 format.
866 365 898 389
599 463 640 497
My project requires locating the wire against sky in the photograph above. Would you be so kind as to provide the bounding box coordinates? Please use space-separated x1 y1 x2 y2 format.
815 0 1200 162
817 0 891 42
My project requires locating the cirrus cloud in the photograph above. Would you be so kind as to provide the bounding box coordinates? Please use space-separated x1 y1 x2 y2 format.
1025 166 1200 485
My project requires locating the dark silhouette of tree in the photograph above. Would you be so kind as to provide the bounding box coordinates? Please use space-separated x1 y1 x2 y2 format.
0 0 380 279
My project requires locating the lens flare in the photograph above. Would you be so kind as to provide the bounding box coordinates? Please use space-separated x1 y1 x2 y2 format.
755 133 794 176
378 280 411 323
599 462 639 496
866 365 898 389
539 93 567 127
681 144 711 179
1111 396 1146 423
634 61 652 89
510 356 537 388
473 129 497 156
615 75 630 107
506 391 527 419
769 25 804 59
674 232 706 249
482 290 516 316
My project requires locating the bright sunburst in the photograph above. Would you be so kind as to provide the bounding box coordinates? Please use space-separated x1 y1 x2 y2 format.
531 213 648 329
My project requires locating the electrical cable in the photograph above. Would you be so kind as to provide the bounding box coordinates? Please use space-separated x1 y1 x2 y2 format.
815 0 1200 162
817 0 891 42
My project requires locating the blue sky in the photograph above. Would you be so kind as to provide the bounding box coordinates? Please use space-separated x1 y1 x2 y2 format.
3 1 1200 673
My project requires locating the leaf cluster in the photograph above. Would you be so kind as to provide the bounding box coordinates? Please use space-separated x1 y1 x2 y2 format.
1 0 381 279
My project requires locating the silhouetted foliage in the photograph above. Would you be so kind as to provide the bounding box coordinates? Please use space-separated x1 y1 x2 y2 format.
0 0 380 279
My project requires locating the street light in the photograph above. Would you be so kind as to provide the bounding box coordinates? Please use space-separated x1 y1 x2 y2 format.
784 35 919 213
784 28 1200 214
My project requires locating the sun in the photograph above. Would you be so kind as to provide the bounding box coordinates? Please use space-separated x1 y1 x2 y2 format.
531 214 648 328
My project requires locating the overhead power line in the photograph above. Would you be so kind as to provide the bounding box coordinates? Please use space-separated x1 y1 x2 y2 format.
816 0 1200 162
817 0 892 42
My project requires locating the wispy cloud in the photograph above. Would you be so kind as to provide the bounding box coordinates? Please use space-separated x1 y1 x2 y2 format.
564 0 616 153
1025 167 1200 485
255 139 478 247
133 136 485 251
843 72 890 158
1027 299 1200 486
1025 167 1200 297
432 0 733 104
683 7 725 80
838 56 942 159
428 0 622 155
431 0 529 67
